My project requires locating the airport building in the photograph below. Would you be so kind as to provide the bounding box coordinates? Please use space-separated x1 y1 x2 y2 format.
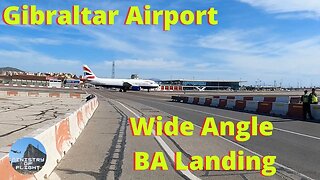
158 79 243 91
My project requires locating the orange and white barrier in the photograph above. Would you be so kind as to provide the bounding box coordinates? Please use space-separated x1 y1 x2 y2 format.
0 97 99 179
174 95 320 121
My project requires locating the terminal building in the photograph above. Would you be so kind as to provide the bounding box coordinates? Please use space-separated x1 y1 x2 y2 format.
157 79 243 91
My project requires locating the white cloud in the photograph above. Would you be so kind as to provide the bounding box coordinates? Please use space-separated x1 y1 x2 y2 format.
198 30 256 52
238 0 320 19
0 50 81 73
0 36 61 46
197 29 281 54
104 59 185 70
195 28 320 86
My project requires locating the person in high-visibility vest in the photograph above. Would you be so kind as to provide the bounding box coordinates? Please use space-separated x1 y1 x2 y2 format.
309 88 318 104
301 90 313 120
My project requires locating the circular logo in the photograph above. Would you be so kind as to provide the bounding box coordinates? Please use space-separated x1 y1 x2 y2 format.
9 137 47 174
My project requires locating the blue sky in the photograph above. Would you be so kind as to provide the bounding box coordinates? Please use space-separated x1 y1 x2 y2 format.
0 0 320 87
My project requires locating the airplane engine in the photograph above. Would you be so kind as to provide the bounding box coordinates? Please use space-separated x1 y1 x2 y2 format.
130 86 141 91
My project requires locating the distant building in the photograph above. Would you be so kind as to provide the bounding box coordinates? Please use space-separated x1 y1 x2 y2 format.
158 79 244 91
0 73 80 87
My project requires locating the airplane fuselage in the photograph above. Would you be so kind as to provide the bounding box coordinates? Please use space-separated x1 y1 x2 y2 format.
87 77 159 90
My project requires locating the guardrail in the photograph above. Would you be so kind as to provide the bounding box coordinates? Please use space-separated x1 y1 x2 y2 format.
0 96 99 179
171 96 320 120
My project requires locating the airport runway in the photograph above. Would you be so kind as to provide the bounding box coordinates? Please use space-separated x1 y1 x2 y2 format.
53 89 320 180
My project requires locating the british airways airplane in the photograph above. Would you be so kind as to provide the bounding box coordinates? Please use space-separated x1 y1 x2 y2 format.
83 65 159 92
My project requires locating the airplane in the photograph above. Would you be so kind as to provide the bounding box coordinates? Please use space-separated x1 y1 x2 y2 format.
83 65 159 92
11 150 21 154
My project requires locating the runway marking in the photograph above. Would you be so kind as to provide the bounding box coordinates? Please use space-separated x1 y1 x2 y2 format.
153 101 320 141
115 100 200 180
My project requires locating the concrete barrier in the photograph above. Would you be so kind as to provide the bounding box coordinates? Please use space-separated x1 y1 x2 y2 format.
187 97 194 104
287 104 303 119
263 97 276 102
182 97 189 103
226 99 236 109
0 97 99 179
290 96 300 104
70 93 81 99
257 102 273 114
218 99 227 108
235 100 246 111
28 92 39 97
7 91 18 96
49 92 60 98
244 101 259 112
210 98 220 107
243 96 253 101
204 98 212 106
253 96 264 102
311 104 320 120
198 97 206 105
235 96 244 100
220 96 227 99
192 97 200 105
271 102 289 116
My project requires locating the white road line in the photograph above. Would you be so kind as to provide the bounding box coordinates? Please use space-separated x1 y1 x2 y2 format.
114 100 201 180
157 102 320 141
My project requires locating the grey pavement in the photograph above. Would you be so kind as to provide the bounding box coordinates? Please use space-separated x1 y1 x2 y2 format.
0 95 84 148
51 89 320 180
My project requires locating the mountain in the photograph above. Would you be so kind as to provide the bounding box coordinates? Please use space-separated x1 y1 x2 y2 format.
0 67 24 72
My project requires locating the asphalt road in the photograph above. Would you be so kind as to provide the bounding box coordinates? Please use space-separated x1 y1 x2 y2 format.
52 89 320 180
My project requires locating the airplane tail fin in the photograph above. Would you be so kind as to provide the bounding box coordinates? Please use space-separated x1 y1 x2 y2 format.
83 65 96 80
